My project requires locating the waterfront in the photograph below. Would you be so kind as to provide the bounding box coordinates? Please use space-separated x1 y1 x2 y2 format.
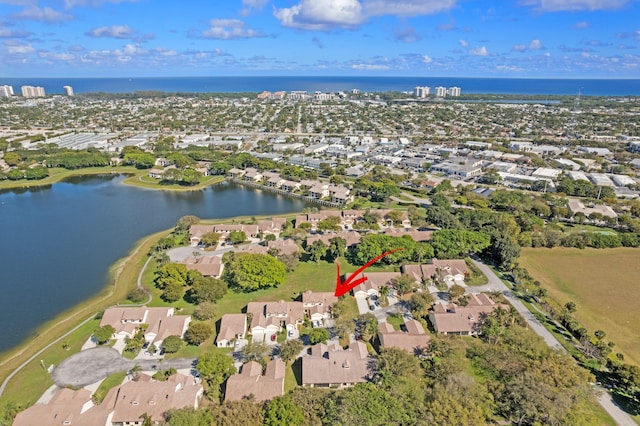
0 175 309 354
3 76 640 96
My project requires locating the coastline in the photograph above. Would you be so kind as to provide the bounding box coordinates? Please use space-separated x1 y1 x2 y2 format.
0 166 226 192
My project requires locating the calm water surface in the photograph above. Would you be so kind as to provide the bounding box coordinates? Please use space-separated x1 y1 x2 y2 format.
0 175 309 354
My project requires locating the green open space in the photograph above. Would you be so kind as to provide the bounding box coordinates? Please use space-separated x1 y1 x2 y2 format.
0 318 100 413
122 174 225 191
92 371 126 404
0 166 138 190
519 247 640 366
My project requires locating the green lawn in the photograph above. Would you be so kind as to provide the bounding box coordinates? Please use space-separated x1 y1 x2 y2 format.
0 166 138 190
92 372 126 404
386 313 404 330
0 318 100 412
122 174 225 191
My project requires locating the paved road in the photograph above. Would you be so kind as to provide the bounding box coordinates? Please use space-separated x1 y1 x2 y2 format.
470 259 563 351
52 347 196 388
471 259 636 426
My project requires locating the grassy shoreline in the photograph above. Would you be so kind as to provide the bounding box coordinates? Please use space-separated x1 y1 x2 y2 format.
0 210 307 409
0 229 168 409
0 166 226 192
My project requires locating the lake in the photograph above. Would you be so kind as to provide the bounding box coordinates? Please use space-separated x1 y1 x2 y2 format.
0 175 310 354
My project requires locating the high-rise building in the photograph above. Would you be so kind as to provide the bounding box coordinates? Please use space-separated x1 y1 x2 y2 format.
414 86 430 98
63 85 74 96
435 86 447 97
447 86 461 97
0 85 13 97
21 85 45 98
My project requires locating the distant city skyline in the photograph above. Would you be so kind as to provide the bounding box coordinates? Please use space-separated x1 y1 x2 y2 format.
0 0 638 78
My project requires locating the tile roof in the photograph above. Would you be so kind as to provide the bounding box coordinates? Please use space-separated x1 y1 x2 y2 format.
225 359 285 402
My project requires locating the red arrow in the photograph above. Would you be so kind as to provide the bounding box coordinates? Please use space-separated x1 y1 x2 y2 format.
334 248 403 297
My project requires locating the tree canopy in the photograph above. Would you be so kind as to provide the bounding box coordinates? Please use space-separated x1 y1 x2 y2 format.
224 253 286 292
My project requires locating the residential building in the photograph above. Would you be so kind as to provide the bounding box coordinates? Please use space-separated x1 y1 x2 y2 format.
21 85 45 98
216 314 247 347
63 85 74 96
0 85 13 97
302 341 371 388
246 301 305 342
184 255 224 278
435 86 447 97
103 373 203 425
13 388 110 426
414 86 430 98
378 318 430 354
428 293 507 336
352 272 401 297
225 360 285 402
301 290 338 327
447 86 461 96
99 306 191 347
402 259 469 287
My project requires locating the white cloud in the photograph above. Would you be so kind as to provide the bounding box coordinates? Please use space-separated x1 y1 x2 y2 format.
459 39 468 47
524 0 631 11
529 39 543 50
422 55 433 63
5 41 34 54
38 51 75 61
363 0 456 17
394 25 421 43
240 0 268 15
11 6 73 23
0 26 31 38
469 46 488 56
274 0 457 31
574 21 590 29
64 0 138 8
496 64 524 72
202 19 264 39
274 0 363 30
85 25 136 39
513 39 544 52
155 47 177 56
352 63 390 70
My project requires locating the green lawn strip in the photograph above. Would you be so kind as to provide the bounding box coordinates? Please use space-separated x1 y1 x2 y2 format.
386 313 404 331
121 174 225 191
465 258 489 286
0 318 100 411
284 364 297 392
0 166 139 190
92 372 126 404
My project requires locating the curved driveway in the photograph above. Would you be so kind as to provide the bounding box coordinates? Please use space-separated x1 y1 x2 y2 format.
52 347 196 388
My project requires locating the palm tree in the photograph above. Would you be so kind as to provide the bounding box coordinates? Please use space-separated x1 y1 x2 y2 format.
379 286 390 305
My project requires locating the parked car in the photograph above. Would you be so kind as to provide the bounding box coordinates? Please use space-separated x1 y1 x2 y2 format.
271 334 277 341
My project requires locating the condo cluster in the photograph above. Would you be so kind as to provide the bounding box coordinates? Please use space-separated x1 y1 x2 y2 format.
414 85 461 98
0 84 74 98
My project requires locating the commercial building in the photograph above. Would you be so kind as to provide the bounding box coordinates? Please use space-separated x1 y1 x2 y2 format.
21 85 45 98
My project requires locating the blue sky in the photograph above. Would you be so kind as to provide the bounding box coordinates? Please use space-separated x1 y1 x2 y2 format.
1 0 639 78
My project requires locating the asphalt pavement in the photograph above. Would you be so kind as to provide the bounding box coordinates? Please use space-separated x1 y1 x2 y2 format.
52 347 196 388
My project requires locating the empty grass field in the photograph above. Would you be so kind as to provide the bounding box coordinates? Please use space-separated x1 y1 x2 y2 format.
519 247 640 365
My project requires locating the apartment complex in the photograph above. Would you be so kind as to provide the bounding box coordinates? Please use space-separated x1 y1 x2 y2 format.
21 85 45 98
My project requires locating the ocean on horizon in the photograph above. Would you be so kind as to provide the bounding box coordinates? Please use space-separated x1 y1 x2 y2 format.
2 76 640 97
